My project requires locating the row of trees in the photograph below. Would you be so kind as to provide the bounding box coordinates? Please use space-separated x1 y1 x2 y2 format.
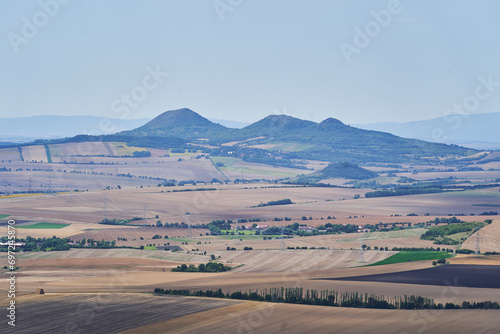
256 198 293 207
171 262 231 273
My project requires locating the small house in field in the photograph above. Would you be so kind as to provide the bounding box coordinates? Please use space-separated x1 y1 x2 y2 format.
256 225 268 230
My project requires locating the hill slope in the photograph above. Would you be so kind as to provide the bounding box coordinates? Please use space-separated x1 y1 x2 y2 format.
122 108 229 139
296 162 378 183
27 108 479 165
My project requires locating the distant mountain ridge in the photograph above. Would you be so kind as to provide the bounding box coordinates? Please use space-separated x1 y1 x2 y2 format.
354 112 500 149
112 108 477 163
0 115 151 142
13 108 481 164
123 108 226 138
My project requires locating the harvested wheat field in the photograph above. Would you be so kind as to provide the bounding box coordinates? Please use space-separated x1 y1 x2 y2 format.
462 219 500 253
174 302 500 334
20 145 48 162
449 254 500 265
218 249 394 273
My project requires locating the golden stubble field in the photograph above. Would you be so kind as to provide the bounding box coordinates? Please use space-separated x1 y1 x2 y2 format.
1 185 498 228
462 218 500 253
1 183 500 333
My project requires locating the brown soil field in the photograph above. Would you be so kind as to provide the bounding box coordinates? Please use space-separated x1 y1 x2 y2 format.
2 293 241 334
324 264 500 289
2 292 498 334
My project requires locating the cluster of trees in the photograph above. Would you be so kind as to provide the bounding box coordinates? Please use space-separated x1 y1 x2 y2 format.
207 220 232 235
0 236 133 252
456 249 475 254
256 198 293 207
479 211 498 216
171 188 217 193
131 151 151 157
0 236 70 252
98 217 142 225
365 186 442 198
73 238 116 248
420 221 489 245
432 258 447 265
171 262 231 273
153 286 500 310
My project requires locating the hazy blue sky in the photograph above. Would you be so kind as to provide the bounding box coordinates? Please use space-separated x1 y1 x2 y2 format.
2 0 500 124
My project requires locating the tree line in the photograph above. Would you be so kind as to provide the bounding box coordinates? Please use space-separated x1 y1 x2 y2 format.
153 286 500 310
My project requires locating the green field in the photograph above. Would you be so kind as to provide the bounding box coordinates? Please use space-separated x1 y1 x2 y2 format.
47 144 63 157
369 251 452 266
263 142 315 152
143 246 157 250
374 176 399 185
448 231 475 242
0 214 10 219
210 156 241 167
17 222 70 229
